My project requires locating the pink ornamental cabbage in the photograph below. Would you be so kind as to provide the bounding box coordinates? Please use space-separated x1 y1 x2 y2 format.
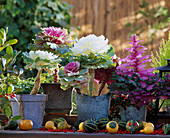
64 61 80 75
34 27 72 49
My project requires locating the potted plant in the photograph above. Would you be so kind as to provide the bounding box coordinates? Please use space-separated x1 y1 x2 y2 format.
29 27 74 115
10 50 60 128
108 34 161 122
0 27 21 119
59 34 116 121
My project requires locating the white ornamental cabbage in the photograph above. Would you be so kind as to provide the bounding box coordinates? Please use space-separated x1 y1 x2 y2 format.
71 34 110 56
23 50 59 71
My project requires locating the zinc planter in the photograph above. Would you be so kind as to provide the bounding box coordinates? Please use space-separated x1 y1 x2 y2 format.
41 83 72 115
75 92 111 121
10 94 47 129
120 105 147 122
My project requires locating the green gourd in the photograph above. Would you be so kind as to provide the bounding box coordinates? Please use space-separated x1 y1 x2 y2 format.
118 120 127 130
98 117 110 130
126 120 139 133
52 117 67 128
83 119 98 133
4 120 18 130
162 124 170 135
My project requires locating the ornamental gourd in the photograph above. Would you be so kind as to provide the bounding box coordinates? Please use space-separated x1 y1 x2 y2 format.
106 121 119 134
57 121 71 130
140 126 154 134
4 120 18 130
140 122 154 134
45 121 56 130
19 120 33 130
162 124 170 135
118 120 127 131
83 119 98 133
98 117 110 130
126 120 139 133
52 117 67 128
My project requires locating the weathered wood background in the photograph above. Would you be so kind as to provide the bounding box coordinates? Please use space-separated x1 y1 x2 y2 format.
62 0 170 66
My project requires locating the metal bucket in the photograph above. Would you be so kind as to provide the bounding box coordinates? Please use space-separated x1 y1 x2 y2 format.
41 83 72 115
120 105 147 122
10 94 48 129
75 92 111 121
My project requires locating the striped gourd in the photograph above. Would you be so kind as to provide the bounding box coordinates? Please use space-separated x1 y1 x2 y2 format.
52 117 67 128
83 120 98 133
162 124 170 135
98 117 110 130
57 121 69 130
106 121 119 134
118 120 126 130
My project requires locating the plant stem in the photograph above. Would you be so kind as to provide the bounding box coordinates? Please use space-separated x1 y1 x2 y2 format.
53 64 59 83
30 69 42 95
98 72 108 96
88 69 95 96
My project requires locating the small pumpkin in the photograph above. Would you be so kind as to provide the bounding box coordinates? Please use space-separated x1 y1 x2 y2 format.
140 126 154 134
19 120 33 130
45 121 56 130
126 120 139 133
106 121 119 134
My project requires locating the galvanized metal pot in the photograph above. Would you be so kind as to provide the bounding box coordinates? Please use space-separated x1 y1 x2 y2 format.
10 94 47 129
41 83 72 115
120 105 147 122
75 92 111 121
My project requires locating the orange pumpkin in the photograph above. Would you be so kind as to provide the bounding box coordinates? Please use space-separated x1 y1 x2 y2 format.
19 120 33 130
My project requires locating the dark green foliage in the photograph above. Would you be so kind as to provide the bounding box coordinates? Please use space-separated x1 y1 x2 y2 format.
126 0 170 44
4 120 18 130
109 94 131 119
0 0 73 78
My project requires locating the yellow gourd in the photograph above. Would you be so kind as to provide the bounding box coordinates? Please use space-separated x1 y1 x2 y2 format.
140 126 154 134
45 121 56 130
19 120 33 131
106 121 119 134
145 122 154 128
77 122 84 132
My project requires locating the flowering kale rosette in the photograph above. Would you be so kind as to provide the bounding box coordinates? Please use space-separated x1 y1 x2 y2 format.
30 26 73 56
108 34 161 107
59 34 116 95
23 50 61 95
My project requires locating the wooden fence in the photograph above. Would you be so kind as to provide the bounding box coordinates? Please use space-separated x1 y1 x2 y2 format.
61 0 170 65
